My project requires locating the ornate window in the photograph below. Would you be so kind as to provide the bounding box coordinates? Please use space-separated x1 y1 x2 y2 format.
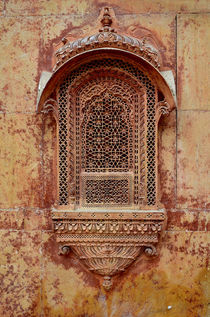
38 8 176 290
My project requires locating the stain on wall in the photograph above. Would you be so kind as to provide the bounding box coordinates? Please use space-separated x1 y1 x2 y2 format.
0 1 209 316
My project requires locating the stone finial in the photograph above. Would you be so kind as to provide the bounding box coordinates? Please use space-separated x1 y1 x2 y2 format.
100 7 114 32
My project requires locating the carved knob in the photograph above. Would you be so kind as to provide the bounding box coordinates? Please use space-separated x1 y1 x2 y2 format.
102 276 112 291
59 245 70 255
144 246 157 256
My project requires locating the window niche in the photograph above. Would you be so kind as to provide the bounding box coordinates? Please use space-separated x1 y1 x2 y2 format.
37 8 176 290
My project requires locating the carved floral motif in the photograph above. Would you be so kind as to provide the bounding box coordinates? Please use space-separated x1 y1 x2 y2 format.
54 220 162 235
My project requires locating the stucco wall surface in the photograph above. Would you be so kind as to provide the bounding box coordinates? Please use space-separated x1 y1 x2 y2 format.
0 1 209 316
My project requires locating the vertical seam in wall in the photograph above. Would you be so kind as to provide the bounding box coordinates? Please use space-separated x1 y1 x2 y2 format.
40 120 44 317
40 229 44 317
175 14 178 210
3 0 6 16
39 19 44 317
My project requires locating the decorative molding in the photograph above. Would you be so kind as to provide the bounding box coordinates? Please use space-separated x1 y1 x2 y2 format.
53 7 160 72
53 210 166 290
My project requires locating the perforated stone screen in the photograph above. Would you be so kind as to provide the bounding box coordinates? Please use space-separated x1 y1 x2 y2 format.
58 58 157 208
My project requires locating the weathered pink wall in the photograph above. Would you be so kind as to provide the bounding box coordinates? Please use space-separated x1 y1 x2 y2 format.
0 1 209 316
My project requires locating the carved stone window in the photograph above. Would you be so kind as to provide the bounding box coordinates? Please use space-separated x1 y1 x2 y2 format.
38 7 176 290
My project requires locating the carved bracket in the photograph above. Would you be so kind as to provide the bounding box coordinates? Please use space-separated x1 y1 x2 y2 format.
52 210 166 290
156 99 170 122
42 98 59 122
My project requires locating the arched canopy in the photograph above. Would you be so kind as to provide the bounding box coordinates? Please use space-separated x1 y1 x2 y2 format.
37 6 176 113
37 49 176 113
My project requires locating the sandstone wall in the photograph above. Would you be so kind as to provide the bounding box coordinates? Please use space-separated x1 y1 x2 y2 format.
0 1 209 316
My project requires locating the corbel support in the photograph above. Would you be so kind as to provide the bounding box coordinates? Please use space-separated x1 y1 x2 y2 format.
52 210 166 290
156 100 170 123
42 98 59 123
